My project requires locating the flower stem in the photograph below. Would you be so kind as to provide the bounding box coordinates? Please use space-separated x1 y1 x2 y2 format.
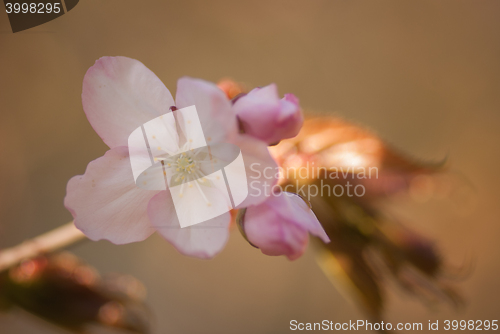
0 221 86 272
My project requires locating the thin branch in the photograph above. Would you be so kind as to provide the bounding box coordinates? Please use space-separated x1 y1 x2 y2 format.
0 221 86 272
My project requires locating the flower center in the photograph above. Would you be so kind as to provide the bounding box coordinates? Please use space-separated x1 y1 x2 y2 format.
163 151 201 183
157 150 212 206
176 155 194 172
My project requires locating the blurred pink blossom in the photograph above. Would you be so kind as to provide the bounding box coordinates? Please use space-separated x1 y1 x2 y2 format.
233 84 303 145
243 192 330 260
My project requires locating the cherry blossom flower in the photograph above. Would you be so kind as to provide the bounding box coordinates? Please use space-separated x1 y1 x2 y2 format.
65 56 277 259
232 84 303 145
242 192 330 260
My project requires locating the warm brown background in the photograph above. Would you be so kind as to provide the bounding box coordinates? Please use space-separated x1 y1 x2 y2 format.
1 1 499 333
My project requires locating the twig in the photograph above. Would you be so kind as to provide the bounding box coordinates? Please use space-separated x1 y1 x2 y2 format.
0 222 86 272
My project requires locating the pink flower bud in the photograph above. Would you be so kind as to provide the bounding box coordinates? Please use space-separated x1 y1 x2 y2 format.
233 84 303 145
243 192 330 260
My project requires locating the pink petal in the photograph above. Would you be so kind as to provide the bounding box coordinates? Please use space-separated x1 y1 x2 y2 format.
175 77 237 144
233 85 303 144
232 134 279 208
148 190 231 259
278 94 303 133
283 93 299 108
233 85 280 141
271 193 330 243
244 192 330 260
244 199 309 260
64 147 157 244
82 57 175 148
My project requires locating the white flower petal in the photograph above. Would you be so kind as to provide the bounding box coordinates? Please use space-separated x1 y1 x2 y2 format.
148 190 231 259
64 147 157 244
83 57 175 148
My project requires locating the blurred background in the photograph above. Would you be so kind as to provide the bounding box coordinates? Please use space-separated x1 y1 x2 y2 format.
1 0 499 333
